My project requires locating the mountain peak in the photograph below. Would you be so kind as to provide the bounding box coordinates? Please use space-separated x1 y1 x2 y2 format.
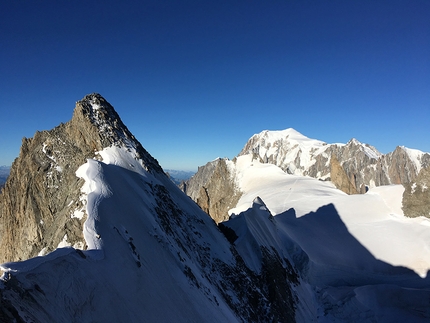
72 93 130 146
257 128 321 144
0 95 298 323
76 93 119 127
346 138 381 159
347 138 361 145
0 93 163 263
70 93 163 175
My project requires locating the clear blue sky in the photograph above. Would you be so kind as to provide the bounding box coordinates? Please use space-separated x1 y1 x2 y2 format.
1 1 429 171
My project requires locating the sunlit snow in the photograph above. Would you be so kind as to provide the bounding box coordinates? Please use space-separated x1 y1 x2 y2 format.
229 155 430 278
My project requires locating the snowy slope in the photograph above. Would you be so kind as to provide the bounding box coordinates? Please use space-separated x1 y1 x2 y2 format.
223 155 430 322
229 155 430 277
0 147 239 322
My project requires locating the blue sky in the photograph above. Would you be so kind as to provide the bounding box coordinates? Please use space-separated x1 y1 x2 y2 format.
1 1 429 171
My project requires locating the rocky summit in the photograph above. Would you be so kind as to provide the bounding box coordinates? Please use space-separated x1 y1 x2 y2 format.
0 93 162 263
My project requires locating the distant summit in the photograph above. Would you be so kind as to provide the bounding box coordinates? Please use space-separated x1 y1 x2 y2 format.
165 169 195 185
183 128 430 220
239 128 429 194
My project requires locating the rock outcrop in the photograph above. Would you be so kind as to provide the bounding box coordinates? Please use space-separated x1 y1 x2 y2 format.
181 158 241 223
329 155 358 195
0 93 162 263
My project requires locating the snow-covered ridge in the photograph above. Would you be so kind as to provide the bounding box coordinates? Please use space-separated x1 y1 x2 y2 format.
239 128 428 193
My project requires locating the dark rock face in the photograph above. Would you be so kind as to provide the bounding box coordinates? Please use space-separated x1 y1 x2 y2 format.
0 93 162 263
325 140 384 194
181 158 241 223
0 122 88 263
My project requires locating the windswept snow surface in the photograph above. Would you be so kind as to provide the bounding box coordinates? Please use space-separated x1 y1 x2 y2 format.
226 155 430 322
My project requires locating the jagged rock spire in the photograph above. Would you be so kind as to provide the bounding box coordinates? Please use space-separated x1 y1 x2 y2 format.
70 93 163 174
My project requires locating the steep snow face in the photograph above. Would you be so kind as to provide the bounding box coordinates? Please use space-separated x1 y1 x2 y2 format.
226 197 282 273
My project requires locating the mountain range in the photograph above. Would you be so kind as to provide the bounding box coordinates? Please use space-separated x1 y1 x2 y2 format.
182 128 430 222
1 94 429 322
165 169 195 185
